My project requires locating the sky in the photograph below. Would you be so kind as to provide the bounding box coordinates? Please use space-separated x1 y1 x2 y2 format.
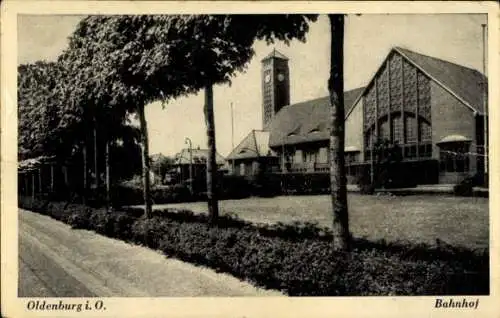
18 14 487 157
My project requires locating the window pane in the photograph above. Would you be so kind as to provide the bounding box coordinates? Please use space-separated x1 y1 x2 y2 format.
380 120 390 142
439 145 470 172
419 143 432 158
456 155 465 172
420 121 432 142
405 115 417 143
392 116 403 144
404 145 417 158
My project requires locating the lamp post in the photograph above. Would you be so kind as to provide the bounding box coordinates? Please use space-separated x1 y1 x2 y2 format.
185 137 193 195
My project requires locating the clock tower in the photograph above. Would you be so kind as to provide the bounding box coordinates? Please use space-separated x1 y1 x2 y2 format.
261 49 290 130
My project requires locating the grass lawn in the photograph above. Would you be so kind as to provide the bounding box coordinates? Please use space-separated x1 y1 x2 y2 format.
153 194 489 250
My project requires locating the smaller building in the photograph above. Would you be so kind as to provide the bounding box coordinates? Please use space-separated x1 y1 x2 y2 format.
172 148 225 185
226 130 279 179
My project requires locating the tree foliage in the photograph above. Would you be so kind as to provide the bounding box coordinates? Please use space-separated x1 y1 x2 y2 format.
60 15 317 107
55 14 317 217
18 61 82 161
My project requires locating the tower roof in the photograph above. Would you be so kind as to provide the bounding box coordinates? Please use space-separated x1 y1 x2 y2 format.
261 48 289 62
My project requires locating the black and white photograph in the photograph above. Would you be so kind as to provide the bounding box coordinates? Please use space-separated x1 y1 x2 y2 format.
1 1 499 317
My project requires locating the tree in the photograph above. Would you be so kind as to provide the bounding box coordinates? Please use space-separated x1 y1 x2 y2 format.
166 14 318 223
328 14 350 251
60 15 317 220
59 19 145 209
18 61 88 200
60 16 202 217
150 153 175 184
17 61 76 161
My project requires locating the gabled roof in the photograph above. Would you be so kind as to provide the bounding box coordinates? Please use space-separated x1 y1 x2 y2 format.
395 47 486 114
268 87 365 147
226 130 274 160
261 49 289 62
175 148 225 165
347 47 487 122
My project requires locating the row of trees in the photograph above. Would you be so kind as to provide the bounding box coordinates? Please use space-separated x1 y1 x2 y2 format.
18 14 351 251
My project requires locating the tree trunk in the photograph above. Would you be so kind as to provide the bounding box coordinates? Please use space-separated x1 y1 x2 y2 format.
328 14 350 251
93 118 99 190
204 84 219 224
82 145 87 204
50 164 54 193
24 174 29 196
31 171 35 202
105 139 111 210
63 165 69 187
138 105 152 218
38 168 42 195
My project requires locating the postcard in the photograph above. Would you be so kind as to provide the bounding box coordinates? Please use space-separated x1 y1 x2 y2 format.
1 1 499 317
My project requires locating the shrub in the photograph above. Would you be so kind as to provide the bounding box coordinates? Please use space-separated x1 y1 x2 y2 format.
18 196 489 296
453 178 474 197
218 175 253 199
453 173 487 197
67 208 92 229
113 174 260 206
112 183 197 206
279 173 330 195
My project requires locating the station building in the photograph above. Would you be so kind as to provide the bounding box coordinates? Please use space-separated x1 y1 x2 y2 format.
227 47 488 185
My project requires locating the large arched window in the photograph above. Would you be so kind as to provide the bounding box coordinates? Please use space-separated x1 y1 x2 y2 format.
365 112 432 159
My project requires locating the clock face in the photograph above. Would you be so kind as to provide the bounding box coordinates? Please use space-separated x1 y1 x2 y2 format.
264 74 271 83
277 73 285 82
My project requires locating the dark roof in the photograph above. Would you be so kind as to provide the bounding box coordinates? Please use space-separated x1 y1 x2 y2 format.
174 148 225 165
226 130 274 160
261 49 289 62
268 87 364 147
395 47 487 114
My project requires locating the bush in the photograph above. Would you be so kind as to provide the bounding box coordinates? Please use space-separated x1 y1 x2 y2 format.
113 174 261 206
453 173 487 197
112 183 196 206
19 196 489 296
280 173 330 195
453 178 474 197
218 175 253 199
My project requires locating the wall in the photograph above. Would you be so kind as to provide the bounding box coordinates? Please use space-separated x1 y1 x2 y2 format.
318 147 328 163
345 98 364 162
430 80 477 179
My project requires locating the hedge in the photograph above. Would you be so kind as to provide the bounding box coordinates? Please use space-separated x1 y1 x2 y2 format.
111 175 264 206
19 196 489 296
